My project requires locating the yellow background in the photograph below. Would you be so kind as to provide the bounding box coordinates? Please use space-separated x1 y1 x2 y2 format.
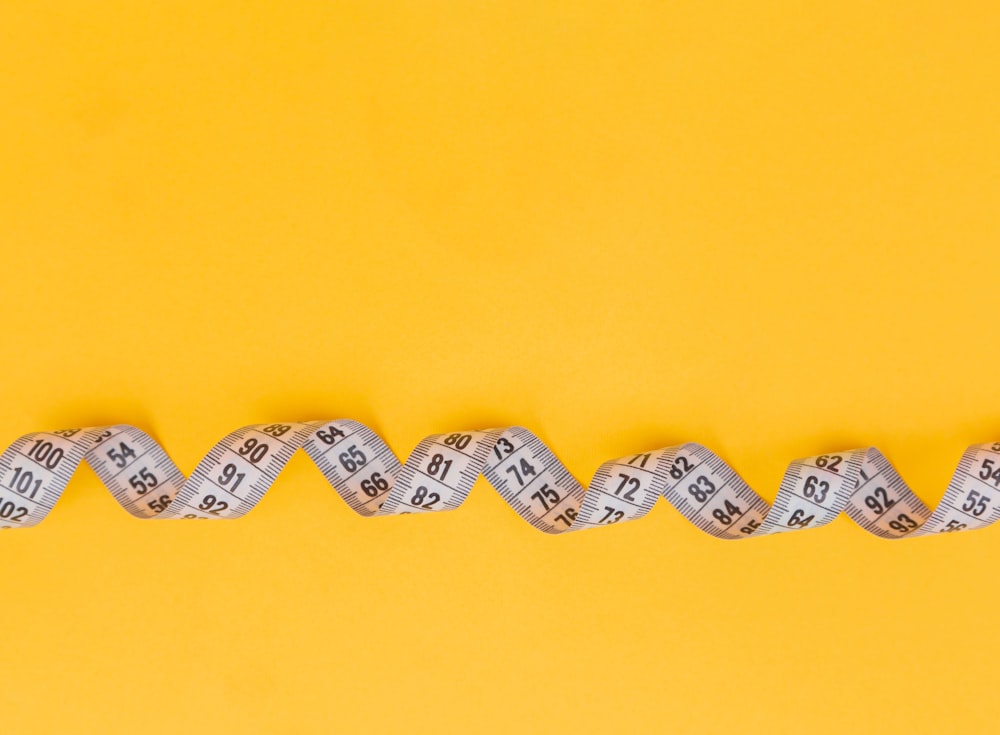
2 2 999 732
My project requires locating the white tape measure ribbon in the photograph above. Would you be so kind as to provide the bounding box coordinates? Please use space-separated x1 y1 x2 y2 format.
0 421 994 538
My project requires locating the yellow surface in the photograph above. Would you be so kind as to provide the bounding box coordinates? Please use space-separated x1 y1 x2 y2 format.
1 2 999 733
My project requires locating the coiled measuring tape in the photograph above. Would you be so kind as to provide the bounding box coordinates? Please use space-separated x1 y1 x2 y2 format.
0 421 995 537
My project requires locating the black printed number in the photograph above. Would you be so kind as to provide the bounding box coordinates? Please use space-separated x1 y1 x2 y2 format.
814 455 843 472
8 467 42 500
237 437 269 464
979 459 1000 486
787 508 814 528
338 445 367 473
218 463 245 492
427 453 453 481
687 475 716 503
615 474 641 501
864 486 895 515
316 425 346 445
493 438 515 460
802 475 829 503
712 499 743 526
888 513 918 534
27 439 64 470
0 501 28 523
106 442 137 469
670 456 693 480
554 507 577 527
530 483 561 511
505 458 536 487
411 486 440 508
739 518 761 535
198 495 229 515
147 495 172 513
360 472 389 497
600 506 625 524
128 468 159 495
443 433 471 451
962 489 990 517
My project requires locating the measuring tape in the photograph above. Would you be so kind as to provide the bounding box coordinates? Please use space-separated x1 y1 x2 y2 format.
0 421 995 537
